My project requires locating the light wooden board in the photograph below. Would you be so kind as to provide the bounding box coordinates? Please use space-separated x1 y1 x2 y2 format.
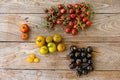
0 42 120 70
0 70 120 80
0 0 119 13
0 14 120 41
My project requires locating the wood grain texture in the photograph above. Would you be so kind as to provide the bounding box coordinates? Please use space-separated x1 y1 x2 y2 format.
0 14 120 41
0 0 119 13
0 70 120 80
0 42 120 70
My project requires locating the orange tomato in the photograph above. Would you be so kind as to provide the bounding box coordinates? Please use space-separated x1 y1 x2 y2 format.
21 33 29 40
57 43 66 52
20 24 29 33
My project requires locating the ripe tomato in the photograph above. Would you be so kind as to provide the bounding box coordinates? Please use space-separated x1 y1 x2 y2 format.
20 24 29 33
69 21 74 26
75 16 79 20
60 8 66 14
80 2 84 7
67 4 72 9
69 9 74 14
70 14 76 18
73 25 77 28
76 9 81 14
21 33 28 40
56 20 61 24
82 17 88 23
80 14 85 19
74 4 79 8
58 4 63 9
86 11 90 16
65 27 71 33
81 7 85 12
72 28 77 35
86 20 91 26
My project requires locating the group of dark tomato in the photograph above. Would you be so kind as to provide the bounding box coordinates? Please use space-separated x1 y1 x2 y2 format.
44 2 94 35
69 45 94 76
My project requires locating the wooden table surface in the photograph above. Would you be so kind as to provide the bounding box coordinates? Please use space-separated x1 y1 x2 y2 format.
0 0 120 80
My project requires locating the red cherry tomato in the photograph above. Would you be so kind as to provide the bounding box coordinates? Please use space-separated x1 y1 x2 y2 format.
67 4 72 9
82 17 88 23
56 20 61 24
74 4 79 8
72 28 77 35
69 21 74 26
58 4 63 9
70 14 76 18
66 27 71 33
69 9 74 14
76 10 81 14
86 20 91 26
80 14 85 19
60 8 66 14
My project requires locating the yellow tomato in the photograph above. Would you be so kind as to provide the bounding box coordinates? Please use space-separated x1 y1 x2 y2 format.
36 36 45 47
53 34 62 43
39 46 49 55
34 58 40 63
47 42 57 53
27 57 34 63
46 36 53 43
29 54 36 59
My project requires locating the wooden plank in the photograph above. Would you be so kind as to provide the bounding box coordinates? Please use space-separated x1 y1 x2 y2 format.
0 14 120 42
0 0 119 13
0 70 120 80
0 42 120 70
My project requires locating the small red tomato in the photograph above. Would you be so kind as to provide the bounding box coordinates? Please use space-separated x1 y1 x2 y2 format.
50 10 55 14
73 25 77 28
76 9 81 14
70 14 76 18
50 7 54 11
82 17 88 23
81 7 85 12
74 4 79 8
56 20 61 24
86 11 90 16
69 21 74 26
80 2 84 7
58 4 63 9
80 14 85 19
66 27 71 33
60 15 65 19
72 28 77 35
69 9 74 14
67 4 72 9
86 21 91 26
60 8 66 14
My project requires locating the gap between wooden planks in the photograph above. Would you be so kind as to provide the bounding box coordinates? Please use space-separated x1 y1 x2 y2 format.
0 0 119 13
0 70 120 80
0 14 120 41
0 42 120 70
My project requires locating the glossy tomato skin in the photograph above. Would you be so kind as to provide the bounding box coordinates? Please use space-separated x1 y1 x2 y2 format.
69 9 74 14
56 20 61 24
66 27 71 33
74 4 79 9
86 21 91 26
67 4 72 9
60 8 66 14
58 4 63 9
72 28 78 35
70 14 76 18
69 21 74 26
82 17 88 23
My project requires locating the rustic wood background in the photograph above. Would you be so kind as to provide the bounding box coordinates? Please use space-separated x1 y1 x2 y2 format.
0 0 120 80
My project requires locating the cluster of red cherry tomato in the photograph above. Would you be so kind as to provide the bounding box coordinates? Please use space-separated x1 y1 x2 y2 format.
44 2 94 35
